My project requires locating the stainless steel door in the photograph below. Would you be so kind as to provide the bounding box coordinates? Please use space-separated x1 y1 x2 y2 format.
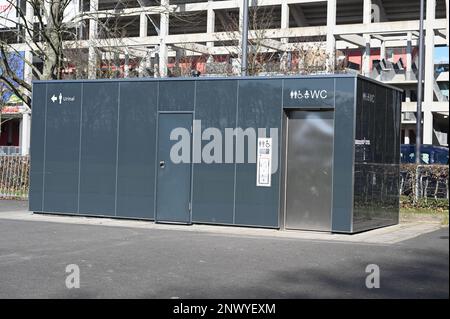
156 113 192 224
285 110 334 231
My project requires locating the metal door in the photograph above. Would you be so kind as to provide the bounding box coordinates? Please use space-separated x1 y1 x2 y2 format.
156 113 192 224
285 110 334 231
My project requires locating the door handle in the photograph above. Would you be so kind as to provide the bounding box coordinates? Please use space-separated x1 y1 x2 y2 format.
159 160 165 168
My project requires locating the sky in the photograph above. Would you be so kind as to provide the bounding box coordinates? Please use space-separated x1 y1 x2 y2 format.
434 46 449 63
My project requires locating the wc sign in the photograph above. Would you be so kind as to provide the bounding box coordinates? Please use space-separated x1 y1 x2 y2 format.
290 89 328 100
284 79 334 108
363 92 376 103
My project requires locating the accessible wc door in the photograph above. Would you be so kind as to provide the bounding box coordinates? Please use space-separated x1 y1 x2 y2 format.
156 113 192 224
285 110 334 231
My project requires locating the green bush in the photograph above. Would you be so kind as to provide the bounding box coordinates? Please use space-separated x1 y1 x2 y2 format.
400 195 449 213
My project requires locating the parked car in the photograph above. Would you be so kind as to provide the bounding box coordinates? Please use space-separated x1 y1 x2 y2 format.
400 144 449 165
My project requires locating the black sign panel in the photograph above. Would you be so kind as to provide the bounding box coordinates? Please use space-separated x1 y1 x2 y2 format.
283 78 335 108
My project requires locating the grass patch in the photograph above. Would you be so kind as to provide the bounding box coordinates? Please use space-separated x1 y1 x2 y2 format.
400 206 449 226
400 206 448 215
400 195 449 226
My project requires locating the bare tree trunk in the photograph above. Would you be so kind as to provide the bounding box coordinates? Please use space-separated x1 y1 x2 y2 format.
42 2 63 79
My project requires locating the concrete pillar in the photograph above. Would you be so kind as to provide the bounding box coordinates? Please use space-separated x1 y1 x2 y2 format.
140 13 148 38
423 111 434 144
362 0 372 75
237 0 245 72
281 0 289 44
124 52 130 78
326 0 336 72
136 11 148 76
363 0 372 24
423 0 436 144
88 0 99 79
405 89 411 102
138 63 144 78
446 0 449 46
159 0 169 77
380 40 386 62
139 49 153 78
24 2 34 85
23 51 33 84
20 113 31 156
207 1 215 48
362 35 371 75
404 128 410 144
18 2 34 156
146 49 152 72
406 32 412 71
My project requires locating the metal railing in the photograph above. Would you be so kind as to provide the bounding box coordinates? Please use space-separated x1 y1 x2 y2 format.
400 164 449 199
0 155 30 200
0 146 22 156
0 157 447 202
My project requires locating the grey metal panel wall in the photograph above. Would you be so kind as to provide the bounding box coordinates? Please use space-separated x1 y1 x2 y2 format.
234 79 282 227
29 83 46 212
388 83 400 227
393 90 402 166
79 82 119 216
159 80 195 111
116 82 158 219
352 78 400 232
331 77 356 233
43 83 82 213
30 75 390 232
192 80 237 224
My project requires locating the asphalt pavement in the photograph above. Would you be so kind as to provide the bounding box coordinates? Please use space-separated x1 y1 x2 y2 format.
0 201 448 298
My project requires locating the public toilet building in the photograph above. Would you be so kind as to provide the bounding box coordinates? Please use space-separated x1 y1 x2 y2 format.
29 74 402 233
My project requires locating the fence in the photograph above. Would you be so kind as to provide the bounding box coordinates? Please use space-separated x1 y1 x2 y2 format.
400 164 449 200
0 156 448 202
0 155 30 200
0 146 22 156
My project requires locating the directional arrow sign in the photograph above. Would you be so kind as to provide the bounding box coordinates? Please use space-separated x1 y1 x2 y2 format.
51 95 57 103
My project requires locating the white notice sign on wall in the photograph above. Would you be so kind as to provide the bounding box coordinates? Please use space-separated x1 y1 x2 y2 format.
256 137 272 187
